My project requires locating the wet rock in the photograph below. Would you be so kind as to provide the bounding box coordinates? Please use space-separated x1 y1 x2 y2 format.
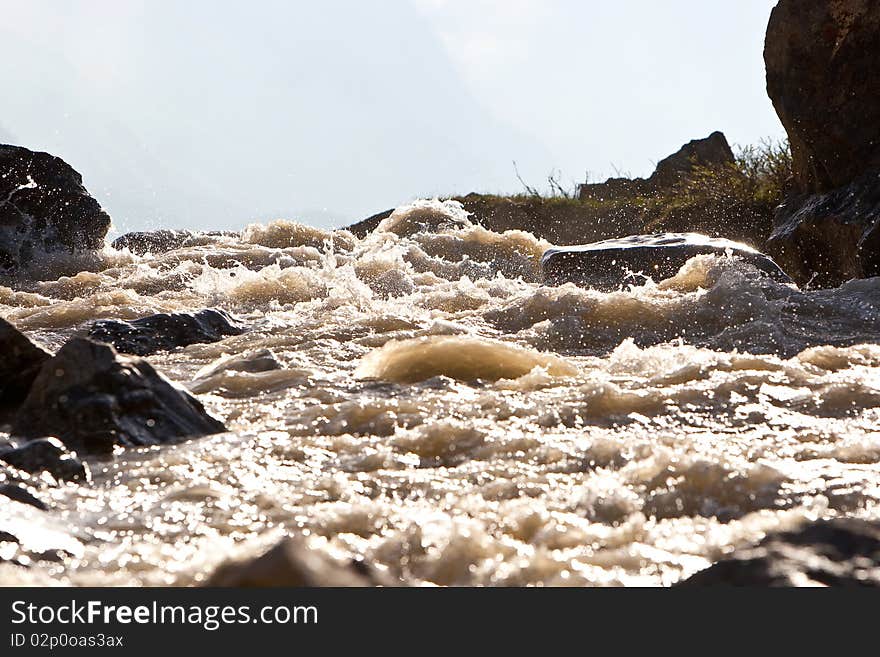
0 437 89 482
111 229 195 255
205 537 397 587
0 483 47 510
194 348 282 380
767 171 880 287
763 1 880 287
677 519 880 587
189 349 288 396
11 337 226 455
0 317 51 410
0 145 111 272
88 308 245 356
764 1 880 194
0 497 84 565
111 229 239 255
541 233 792 290
346 208 394 238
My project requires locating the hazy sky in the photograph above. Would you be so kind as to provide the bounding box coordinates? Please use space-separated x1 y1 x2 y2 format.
0 0 783 233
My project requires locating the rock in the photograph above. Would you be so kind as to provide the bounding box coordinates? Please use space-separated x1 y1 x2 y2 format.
205 537 397 587
541 233 793 290
677 519 880 587
0 317 51 410
0 497 84 565
111 229 195 255
11 337 226 454
767 171 880 286
578 177 652 201
579 132 735 200
87 308 245 356
647 131 736 190
0 437 89 482
194 348 282 380
345 208 394 238
764 0 880 194
111 229 239 255
0 145 111 272
0 483 47 510
762 1 880 287
189 349 286 396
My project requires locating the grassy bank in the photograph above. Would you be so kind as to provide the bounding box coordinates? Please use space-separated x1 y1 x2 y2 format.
451 140 792 248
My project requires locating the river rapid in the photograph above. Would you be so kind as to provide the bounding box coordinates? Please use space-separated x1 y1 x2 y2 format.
2 199 880 586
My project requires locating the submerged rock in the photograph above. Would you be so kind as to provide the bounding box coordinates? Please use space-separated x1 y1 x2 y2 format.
88 308 245 356
205 537 397 587
0 437 89 482
194 348 282 380
355 335 578 384
11 337 226 454
541 233 792 289
0 317 51 410
0 145 111 272
677 519 880 587
111 229 239 255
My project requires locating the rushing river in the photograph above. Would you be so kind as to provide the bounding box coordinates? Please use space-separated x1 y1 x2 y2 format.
2 199 880 586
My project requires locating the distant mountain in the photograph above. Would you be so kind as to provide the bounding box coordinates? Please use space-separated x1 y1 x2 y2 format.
0 1 549 232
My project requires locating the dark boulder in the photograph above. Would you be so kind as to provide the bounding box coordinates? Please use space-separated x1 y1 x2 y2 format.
345 208 394 239
677 519 880 587
0 490 84 565
765 0 880 194
0 437 89 482
0 483 47 510
205 537 397 587
111 229 239 255
647 131 736 190
11 337 226 455
0 145 111 272
87 308 245 356
767 171 880 287
579 132 735 201
763 1 880 287
111 229 196 255
0 317 51 410
541 233 792 290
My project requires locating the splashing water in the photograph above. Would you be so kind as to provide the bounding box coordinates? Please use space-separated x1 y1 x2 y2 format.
2 199 880 586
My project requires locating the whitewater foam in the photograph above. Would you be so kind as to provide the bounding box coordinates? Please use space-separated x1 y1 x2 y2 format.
2 198 880 586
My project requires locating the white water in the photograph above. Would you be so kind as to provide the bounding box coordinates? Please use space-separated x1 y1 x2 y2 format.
2 199 880 586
